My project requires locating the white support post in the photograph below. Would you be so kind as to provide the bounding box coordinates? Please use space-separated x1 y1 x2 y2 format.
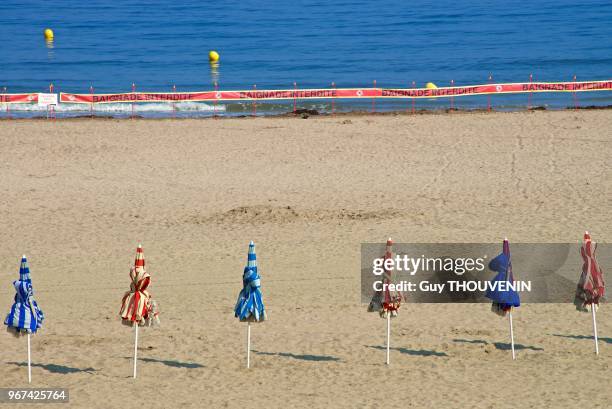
386 314 391 365
133 323 139 378
27 333 32 384
247 322 251 369
592 306 599 355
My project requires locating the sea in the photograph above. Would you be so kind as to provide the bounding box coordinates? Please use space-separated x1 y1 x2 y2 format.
1 0 611 117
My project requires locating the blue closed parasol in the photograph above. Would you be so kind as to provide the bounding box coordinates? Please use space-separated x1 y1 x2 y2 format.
234 241 266 368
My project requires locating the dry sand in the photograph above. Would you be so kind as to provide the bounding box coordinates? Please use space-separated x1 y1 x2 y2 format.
0 110 610 408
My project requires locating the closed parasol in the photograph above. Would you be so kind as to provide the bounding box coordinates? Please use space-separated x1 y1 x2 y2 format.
235 241 266 368
120 244 159 378
574 231 605 354
485 238 520 359
4 255 44 383
368 238 401 364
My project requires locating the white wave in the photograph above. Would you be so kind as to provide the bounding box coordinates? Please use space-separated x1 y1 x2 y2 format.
0 102 226 112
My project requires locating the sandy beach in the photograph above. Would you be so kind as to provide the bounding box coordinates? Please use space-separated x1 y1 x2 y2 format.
0 110 610 408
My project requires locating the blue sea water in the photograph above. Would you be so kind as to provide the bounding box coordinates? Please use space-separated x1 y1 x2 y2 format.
0 0 611 116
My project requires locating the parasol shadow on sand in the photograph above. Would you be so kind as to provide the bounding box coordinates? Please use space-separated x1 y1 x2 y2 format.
252 350 340 362
452 338 544 351
366 345 448 357
8 361 96 374
493 342 543 351
122 357 204 368
551 334 612 344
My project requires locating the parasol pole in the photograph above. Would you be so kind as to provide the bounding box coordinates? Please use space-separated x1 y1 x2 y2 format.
591 305 599 355
133 322 139 378
27 333 32 383
386 314 391 365
246 322 251 368
509 311 516 360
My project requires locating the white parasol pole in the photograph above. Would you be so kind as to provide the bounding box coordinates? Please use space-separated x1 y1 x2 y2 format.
27 333 32 383
386 314 391 365
133 322 139 378
591 305 599 355
509 311 516 360
246 322 251 368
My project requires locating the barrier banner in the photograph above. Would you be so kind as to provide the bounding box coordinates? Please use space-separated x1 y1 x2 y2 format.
0 93 38 104
382 80 612 99
60 89 349 103
60 92 217 104
59 80 612 104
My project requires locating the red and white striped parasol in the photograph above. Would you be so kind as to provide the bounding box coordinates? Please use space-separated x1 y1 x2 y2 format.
574 231 605 354
368 238 402 364
119 243 159 378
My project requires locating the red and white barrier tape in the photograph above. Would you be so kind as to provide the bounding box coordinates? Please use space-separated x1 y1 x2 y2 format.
2 80 611 105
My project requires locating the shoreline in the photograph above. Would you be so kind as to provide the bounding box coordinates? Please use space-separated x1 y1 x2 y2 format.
1 104 612 121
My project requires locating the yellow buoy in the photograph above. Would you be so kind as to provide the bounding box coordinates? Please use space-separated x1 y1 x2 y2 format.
425 82 438 90
44 28 54 40
209 50 220 62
